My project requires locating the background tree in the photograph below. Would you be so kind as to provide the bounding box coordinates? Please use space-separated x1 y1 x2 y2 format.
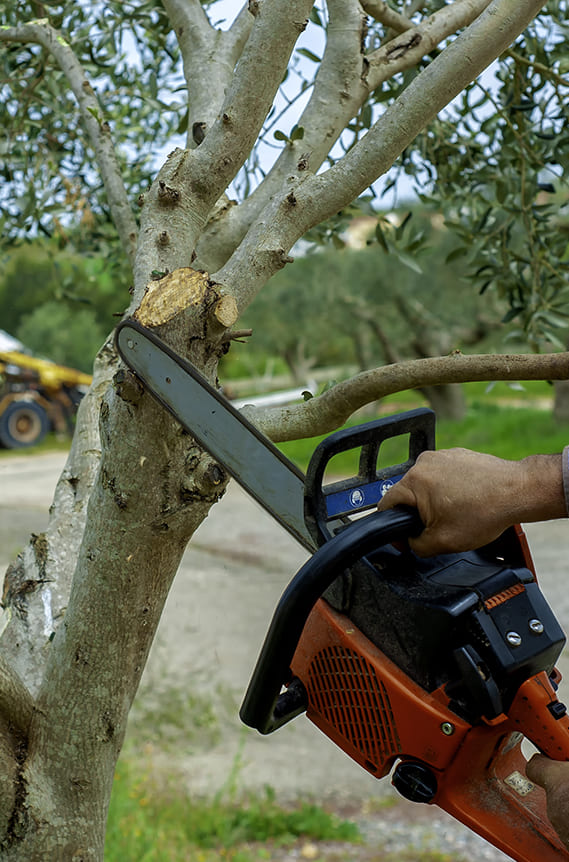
242 214 506 417
0 242 126 370
0 1 568 858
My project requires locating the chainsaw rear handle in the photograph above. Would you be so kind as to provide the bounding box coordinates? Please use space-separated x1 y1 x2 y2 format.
239 505 423 734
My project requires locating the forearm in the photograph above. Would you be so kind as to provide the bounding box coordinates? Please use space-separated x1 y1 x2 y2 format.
514 452 566 524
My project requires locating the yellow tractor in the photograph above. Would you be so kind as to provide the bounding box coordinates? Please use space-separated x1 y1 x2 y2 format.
0 351 92 449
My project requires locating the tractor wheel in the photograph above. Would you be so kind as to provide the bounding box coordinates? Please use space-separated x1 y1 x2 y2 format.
0 401 50 449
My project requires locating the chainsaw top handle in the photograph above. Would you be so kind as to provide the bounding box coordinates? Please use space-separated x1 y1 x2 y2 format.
304 407 435 546
239 505 423 734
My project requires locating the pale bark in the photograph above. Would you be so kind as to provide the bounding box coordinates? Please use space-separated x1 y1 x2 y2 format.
361 0 414 32
213 0 546 312
161 0 254 147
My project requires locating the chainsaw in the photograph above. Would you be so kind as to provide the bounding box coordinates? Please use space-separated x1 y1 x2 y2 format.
117 319 569 861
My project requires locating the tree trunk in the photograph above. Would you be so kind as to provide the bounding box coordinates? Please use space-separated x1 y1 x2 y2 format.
421 383 467 421
554 380 569 424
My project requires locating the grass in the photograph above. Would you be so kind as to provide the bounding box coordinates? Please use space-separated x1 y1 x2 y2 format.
0 432 70 458
105 756 361 862
104 754 467 861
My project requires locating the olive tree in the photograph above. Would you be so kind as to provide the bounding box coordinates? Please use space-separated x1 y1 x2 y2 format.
1 1 568 857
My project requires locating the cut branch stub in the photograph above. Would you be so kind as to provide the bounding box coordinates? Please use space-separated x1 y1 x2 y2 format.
213 295 238 328
134 268 212 328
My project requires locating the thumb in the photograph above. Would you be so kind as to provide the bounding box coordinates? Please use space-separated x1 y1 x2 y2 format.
377 480 417 513
526 753 569 790
526 753 551 787
526 754 569 850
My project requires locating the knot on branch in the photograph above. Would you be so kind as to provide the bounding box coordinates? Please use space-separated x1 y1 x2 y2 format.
2 554 48 616
101 467 129 511
113 368 144 407
181 450 227 501
385 31 422 61
192 122 206 146
157 181 181 206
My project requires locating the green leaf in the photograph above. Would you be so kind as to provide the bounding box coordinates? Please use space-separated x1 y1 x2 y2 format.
502 307 523 324
394 248 422 275
297 48 321 63
395 211 412 240
309 7 323 26
273 130 289 142
445 246 468 263
475 207 492 233
176 109 188 135
361 104 372 129
290 125 304 141
375 221 389 252
495 180 508 204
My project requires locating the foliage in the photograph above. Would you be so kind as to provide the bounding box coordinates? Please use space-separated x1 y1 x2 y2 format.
401 6 569 350
0 1 181 260
235 213 506 382
0 240 128 368
105 756 360 862
2 2 569 856
15 300 104 372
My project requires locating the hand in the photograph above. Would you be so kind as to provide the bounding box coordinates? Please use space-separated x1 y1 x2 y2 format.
526 754 569 850
377 448 564 557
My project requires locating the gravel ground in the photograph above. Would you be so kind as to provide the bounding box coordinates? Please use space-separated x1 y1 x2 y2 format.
2 452 568 861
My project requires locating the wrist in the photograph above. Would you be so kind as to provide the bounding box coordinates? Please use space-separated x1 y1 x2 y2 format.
517 453 566 523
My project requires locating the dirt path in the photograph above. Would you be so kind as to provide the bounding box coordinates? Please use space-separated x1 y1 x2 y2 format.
2 452 569 860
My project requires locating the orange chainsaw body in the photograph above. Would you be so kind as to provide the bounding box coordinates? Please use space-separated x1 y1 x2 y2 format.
290 524 569 861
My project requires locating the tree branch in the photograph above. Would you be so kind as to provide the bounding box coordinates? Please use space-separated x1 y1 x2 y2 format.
162 0 254 148
505 47 569 89
360 0 413 33
187 0 314 204
144 0 313 283
365 0 492 91
243 350 569 442
214 0 546 311
196 0 493 273
0 19 138 268
197 0 367 269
